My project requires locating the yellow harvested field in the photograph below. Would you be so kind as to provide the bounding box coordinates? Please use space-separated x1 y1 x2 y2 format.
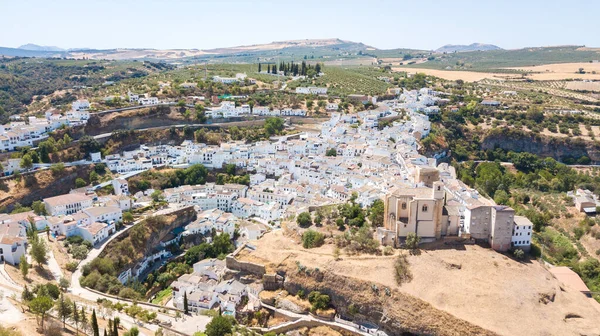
505 62 600 80
393 67 513 82
566 81 600 92
394 62 600 82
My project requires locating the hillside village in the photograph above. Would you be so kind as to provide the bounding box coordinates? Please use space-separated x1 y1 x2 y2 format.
0 84 562 335
2 43 600 336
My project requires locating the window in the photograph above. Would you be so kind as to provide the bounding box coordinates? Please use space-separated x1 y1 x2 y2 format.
401 203 407 210
422 205 428 212
528 232 531 235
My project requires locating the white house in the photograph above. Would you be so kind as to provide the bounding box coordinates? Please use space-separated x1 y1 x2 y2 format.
82 206 123 224
44 194 94 216
139 97 159 105
296 87 328 95
512 216 533 251
0 224 27 265
112 178 129 196
72 99 90 111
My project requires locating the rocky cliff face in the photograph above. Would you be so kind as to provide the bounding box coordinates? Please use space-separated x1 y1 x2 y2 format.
482 129 600 163
280 264 497 336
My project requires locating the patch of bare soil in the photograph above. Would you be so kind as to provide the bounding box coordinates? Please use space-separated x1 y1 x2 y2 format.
241 230 600 336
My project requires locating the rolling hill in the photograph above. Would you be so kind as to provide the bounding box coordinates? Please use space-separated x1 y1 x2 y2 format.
0 38 372 61
436 43 502 53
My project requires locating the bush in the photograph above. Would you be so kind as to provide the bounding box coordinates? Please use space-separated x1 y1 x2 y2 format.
302 230 325 249
296 212 312 228
383 246 394 256
66 262 78 272
119 287 141 300
404 232 421 250
394 253 413 285
513 248 525 260
308 291 330 311
70 245 89 260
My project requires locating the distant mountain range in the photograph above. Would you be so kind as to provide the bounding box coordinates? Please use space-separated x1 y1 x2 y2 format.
18 43 65 52
0 38 377 61
435 43 503 53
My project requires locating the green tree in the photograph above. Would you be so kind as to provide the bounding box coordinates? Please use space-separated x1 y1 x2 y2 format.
73 302 79 334
22 285 34 302
30 238 48 267
205 315 234 336
59 277 70 291
29 295 54 331
368 199 384 227
493 190 510 205
183 291 189 314
296 212 312 228
151 190 165 203
90 171 99 184
20 154 33 169
264 117 284 136
55 294 73 329
50 163 65 175
405 232 420 251
307 291 330 311
124 327 140 336
19 255 29 279
325 148 337 157
92 309 100 336
75 178 87 188
31 200 47 215
123 211 134 224
80 306 89 333
302 230 325 248
113 317 120 336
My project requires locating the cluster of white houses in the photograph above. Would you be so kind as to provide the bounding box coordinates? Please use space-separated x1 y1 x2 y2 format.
205 101 306 118
170 259 257 316
0 100 90 153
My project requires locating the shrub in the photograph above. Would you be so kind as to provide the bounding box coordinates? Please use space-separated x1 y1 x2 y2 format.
308 291 330 311
71 245 89 260
119 287 141 300
302 230 325 249
513 248 525 260
296 212 312 228
394 253 413 285
66 262 78 272
404 232 421 250
383 246 394 256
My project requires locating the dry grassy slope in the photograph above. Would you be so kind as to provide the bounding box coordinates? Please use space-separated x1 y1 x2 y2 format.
282 261 496 336
238 230 600 336
0 165 94 210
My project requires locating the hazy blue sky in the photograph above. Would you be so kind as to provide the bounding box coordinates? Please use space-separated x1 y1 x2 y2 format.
2 0 599 50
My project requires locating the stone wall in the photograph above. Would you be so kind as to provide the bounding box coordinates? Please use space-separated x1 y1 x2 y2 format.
225 255 266 276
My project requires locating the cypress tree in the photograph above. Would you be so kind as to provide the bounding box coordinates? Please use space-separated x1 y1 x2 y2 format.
113 317 120 336
184 291 189 314
73 302 79 335
107 319 113 336
258 63 261 73
91 309 99 336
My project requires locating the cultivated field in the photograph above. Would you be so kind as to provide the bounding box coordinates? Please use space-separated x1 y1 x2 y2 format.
395 62 600 82
393 67 512 82
239 229 600 336
505 62 600 79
